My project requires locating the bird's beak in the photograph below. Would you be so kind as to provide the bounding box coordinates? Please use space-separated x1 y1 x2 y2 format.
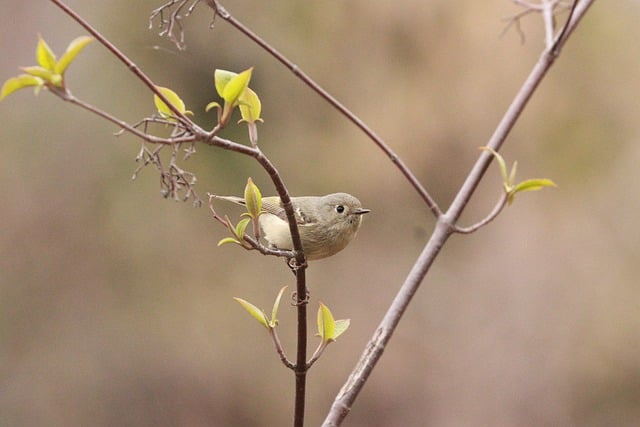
353 208 371 215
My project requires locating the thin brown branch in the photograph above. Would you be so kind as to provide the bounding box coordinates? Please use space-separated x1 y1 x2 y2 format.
50 0 199 126
205 0 442 220
51 87 195 145
306 341 328 369
269 327 296 370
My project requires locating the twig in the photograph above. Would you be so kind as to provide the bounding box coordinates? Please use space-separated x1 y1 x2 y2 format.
504 0 575 50
270 328 295 370
306 341 328 370
51 87 196 145
452 193 509 234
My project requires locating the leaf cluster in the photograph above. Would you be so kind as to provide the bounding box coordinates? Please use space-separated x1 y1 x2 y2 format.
1 35 93 101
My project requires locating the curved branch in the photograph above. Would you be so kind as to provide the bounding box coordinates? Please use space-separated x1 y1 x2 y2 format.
452 192 508 234
206 0 442 219
50 0 199 126
54 89 196 145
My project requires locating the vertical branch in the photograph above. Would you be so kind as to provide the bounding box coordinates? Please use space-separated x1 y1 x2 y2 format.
251 147 308 427
294 268 308 427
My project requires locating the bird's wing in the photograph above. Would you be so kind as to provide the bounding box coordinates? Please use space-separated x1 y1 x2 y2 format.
261 198 319 225
261 198 288 221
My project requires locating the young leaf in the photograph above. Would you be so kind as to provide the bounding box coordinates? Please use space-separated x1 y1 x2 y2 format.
217 237 242 246
513 178 557 194
1 75 44 101
234 297 270 329
36 35 57 71
243 177 262 220
317 302 336 342
270 286 288 327
214 69 237 98
55 36 94 74
20 66 56 82
332 319 351 340
205 101 220 113
507 179 557 205
508 160 518 187
154 86 187 119
238 87 263 124
481 146 508 184
234 217 251 239
221 67 253 105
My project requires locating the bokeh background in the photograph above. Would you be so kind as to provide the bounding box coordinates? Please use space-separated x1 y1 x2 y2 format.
1 1 639 426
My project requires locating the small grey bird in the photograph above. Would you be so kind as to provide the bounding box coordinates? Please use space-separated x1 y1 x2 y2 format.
215 193 370 260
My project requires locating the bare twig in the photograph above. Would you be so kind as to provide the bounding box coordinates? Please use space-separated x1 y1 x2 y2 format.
452 193 509 234
270 328 295 370
504 0 574 48
51 87 196 145
306 341 329 370
149 0 207 49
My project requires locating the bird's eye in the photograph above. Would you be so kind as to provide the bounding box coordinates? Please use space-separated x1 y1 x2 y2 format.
335 205 345 214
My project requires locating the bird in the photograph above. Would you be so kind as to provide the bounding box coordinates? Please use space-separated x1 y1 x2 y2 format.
214 193 370 260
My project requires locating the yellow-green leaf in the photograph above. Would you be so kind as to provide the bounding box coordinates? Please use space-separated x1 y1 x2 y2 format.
214 69 237 98
243 177 262 220
238 87 262 123
234 217 251 239
21 66 56 81
508 178 556 205
508 161 518 187
270 286 288 327
36 35 57 71
55 36 93 74
234 297 269 329
317 302 336 342
153 86 187 119
221 67 252 104
1 75 45 101
513 178 557 194
205 101 220 113
217 237 242 246
332 319 350 340
481 146 508 184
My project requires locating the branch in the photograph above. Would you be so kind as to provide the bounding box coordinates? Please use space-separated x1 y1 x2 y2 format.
51 87 196 145
205 0 442 220
322 1 596 425
307 341 329 370
452 193 509 234
50 0 199 126
269 327 295 370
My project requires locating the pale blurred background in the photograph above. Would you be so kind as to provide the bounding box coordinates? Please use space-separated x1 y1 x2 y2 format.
1 1 639 426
